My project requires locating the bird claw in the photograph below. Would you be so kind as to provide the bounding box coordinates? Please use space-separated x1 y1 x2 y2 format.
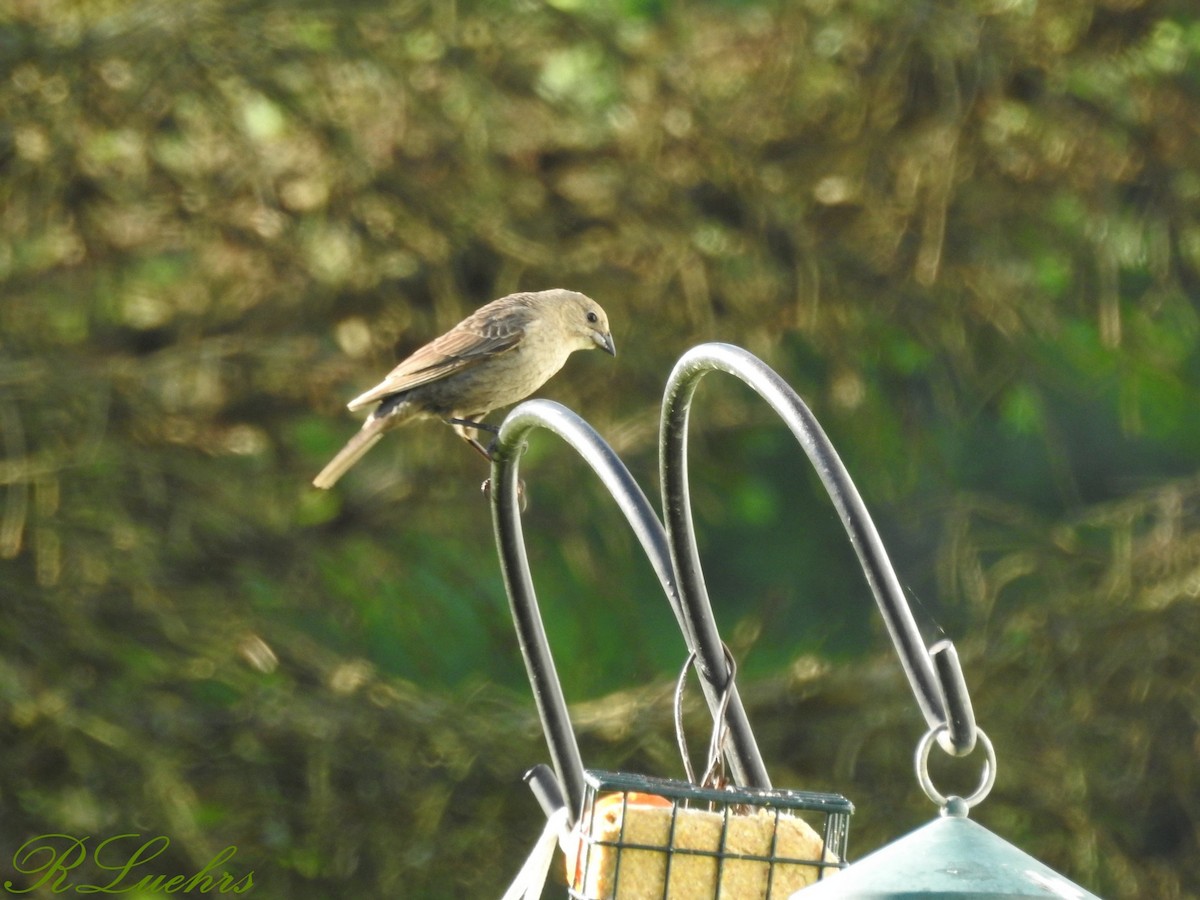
481 477 528 511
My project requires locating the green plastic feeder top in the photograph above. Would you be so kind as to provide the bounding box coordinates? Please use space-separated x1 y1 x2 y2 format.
791 803 1103 899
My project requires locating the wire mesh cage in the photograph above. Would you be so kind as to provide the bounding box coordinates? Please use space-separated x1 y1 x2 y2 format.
565 769 852 900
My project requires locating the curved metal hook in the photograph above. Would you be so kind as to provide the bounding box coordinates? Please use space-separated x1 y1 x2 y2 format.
930 639 978 756
489 399 769 823
660 342 949 733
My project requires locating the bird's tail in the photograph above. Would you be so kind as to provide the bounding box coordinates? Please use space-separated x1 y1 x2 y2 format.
312 416 390 489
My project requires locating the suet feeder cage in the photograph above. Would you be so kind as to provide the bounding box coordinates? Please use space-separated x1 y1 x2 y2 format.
568 770 850 900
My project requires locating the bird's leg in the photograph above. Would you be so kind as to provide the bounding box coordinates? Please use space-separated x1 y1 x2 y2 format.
448 418 499 435
464 436 492 461
449 418 528 509
447 418 497 461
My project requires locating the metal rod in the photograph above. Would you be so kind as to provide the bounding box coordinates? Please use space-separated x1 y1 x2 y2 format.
660 343 949 733
524 763 567 819
930 639 977 755
489 399 770 820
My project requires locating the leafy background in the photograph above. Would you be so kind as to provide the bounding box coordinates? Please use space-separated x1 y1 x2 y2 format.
2 0 1199 896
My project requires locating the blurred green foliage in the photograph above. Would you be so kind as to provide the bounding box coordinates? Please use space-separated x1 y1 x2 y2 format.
2 0 1199 896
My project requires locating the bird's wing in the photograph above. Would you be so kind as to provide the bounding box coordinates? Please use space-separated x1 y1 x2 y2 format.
346 304 533 410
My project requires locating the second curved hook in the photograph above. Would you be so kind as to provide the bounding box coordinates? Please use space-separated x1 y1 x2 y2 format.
659 342 951 736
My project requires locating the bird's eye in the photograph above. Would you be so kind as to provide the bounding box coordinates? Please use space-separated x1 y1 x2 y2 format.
586 311 598 324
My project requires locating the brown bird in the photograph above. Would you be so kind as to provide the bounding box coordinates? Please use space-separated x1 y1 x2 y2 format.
313 288 615 489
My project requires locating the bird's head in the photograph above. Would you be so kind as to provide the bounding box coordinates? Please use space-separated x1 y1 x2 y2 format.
550 289 616 357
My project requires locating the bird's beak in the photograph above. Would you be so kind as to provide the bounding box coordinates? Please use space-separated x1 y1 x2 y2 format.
593 331 616 356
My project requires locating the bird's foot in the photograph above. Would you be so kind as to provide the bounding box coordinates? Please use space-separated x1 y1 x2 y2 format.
481 477 528 511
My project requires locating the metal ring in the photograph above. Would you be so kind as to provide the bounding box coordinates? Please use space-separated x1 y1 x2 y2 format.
915 724 996 810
